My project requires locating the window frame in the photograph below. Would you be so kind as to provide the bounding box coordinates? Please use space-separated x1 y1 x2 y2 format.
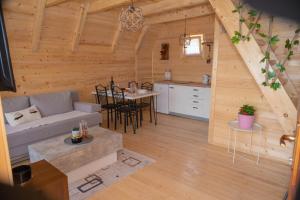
183 34 203 57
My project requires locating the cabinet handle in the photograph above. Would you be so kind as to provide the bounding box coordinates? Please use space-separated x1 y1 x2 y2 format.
193 89 199 91
193 95 199 97
193 107 199 109
169 87 174 89
193 101 199 103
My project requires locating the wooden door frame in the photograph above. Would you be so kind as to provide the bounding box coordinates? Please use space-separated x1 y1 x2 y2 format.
0 97 13 185
289 118 300 199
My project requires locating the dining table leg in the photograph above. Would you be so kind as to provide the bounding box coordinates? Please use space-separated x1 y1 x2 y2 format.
154 95 158 126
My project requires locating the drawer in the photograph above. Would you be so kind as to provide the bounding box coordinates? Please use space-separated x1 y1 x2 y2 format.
189 105 202 117
189 99 204 105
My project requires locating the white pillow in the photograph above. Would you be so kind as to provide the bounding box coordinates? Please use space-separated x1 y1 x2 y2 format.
5 105 42 127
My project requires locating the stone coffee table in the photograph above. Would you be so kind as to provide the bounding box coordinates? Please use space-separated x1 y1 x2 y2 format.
28 126 123 182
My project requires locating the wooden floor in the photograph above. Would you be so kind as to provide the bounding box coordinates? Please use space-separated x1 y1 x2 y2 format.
90 113 291 200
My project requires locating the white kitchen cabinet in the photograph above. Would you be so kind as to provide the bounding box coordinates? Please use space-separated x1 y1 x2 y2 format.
154 83 169 114
168 85 177 113
154 82 211 119
169 84 211 119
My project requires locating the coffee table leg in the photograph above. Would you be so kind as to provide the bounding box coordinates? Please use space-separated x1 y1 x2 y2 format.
154 95 158 125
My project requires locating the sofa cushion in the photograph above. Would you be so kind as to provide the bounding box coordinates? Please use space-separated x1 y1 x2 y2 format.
30 91 73 117
6 111 101 147
5 105 42 127
2 96 30 123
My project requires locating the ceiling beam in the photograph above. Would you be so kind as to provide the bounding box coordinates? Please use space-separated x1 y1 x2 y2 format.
32 0 47 52
88 0 209 15
145 4 213 25
88 0 131 14
142 0 209 16
111 23 122 52
71 2 90 52
46 0 70 7
135 25 149 53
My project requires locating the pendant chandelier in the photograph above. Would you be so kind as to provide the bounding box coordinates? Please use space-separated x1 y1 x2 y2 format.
119 0 144 32
179 16 191 48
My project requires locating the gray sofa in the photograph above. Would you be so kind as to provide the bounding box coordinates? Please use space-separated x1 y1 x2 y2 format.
2 91 102 162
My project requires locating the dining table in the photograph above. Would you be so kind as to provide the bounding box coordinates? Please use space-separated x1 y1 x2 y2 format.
91 90 160 125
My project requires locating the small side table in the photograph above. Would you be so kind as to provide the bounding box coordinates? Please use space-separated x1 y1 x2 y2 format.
227 120 263 165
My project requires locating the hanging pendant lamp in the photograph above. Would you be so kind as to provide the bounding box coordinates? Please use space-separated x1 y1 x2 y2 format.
179 16 191 48
119 0 144 32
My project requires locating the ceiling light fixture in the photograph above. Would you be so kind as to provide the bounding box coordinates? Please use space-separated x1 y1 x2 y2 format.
179 15 191 48
119 0 144 32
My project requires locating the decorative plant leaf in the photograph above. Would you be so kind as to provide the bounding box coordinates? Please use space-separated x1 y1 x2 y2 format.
231 31 243 44
294 40 299 45
267 71 276 79
269 35 280 45
248 10 258 17
239 104 255 116
258 32 267 38
295 28 300 34
260 52 270 63
270 82 281 90
261 68 266 73
276 63 286 72
262 82 267 86
285 39 292 49
231 35 240 44
249 22 255 29
240 18 245 23
232 9 238 13
287 50 294 60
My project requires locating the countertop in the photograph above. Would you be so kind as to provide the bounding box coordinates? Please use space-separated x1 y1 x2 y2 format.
155 80 211 88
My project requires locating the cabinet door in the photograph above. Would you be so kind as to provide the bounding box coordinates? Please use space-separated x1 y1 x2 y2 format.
154 84 169 114
168 85 177 113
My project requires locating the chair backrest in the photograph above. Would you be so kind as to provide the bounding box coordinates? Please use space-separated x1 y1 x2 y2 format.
141 82 153 91
95 84 108 105
111 86 125 106
128 81 139 88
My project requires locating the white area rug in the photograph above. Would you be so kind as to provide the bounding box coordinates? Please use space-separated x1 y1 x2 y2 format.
68 149 155 200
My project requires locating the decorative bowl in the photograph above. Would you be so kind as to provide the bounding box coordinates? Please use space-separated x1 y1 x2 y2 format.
71 137 82 144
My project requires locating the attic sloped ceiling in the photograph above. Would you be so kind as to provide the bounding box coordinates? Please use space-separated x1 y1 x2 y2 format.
30 0 212 53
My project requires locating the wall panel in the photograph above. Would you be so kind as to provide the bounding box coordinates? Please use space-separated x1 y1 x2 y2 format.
209 25 294 163
1 0 138 102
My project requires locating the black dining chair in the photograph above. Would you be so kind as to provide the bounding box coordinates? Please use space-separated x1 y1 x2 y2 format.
112 86 138 134
95 84 116 128
138 82 154 126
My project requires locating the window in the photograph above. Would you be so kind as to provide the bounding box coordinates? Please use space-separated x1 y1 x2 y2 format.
183 35 202 56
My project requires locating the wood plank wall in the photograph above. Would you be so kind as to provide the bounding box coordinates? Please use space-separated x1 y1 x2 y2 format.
137 15 215 83
1 0 138 102
209 20 294 163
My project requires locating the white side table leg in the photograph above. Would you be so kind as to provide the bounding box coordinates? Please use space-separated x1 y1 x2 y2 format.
228 127 232 153
257 130 262 165
250 129 253 153
233 131 237 164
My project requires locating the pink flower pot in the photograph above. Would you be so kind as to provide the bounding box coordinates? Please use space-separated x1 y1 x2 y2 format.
238 114 255 129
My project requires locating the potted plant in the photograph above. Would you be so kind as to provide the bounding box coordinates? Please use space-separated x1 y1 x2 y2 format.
238 104 256 129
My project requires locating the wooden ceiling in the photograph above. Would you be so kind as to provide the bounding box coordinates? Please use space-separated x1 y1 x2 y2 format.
32 0 213 53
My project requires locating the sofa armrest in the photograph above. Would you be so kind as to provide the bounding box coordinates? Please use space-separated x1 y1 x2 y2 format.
74 102 101 113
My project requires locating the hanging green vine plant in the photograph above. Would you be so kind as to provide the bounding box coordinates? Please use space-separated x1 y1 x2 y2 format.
231 3 300 91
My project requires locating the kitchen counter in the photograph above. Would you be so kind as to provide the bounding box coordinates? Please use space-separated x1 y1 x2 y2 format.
155 80 211 88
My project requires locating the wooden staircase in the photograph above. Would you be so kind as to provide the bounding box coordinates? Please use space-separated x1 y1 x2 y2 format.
209 0 297 134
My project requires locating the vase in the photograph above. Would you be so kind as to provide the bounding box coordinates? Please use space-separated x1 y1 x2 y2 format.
238 114 255 129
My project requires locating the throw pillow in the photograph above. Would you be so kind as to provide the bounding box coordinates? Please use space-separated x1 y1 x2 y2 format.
5 105 42 127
